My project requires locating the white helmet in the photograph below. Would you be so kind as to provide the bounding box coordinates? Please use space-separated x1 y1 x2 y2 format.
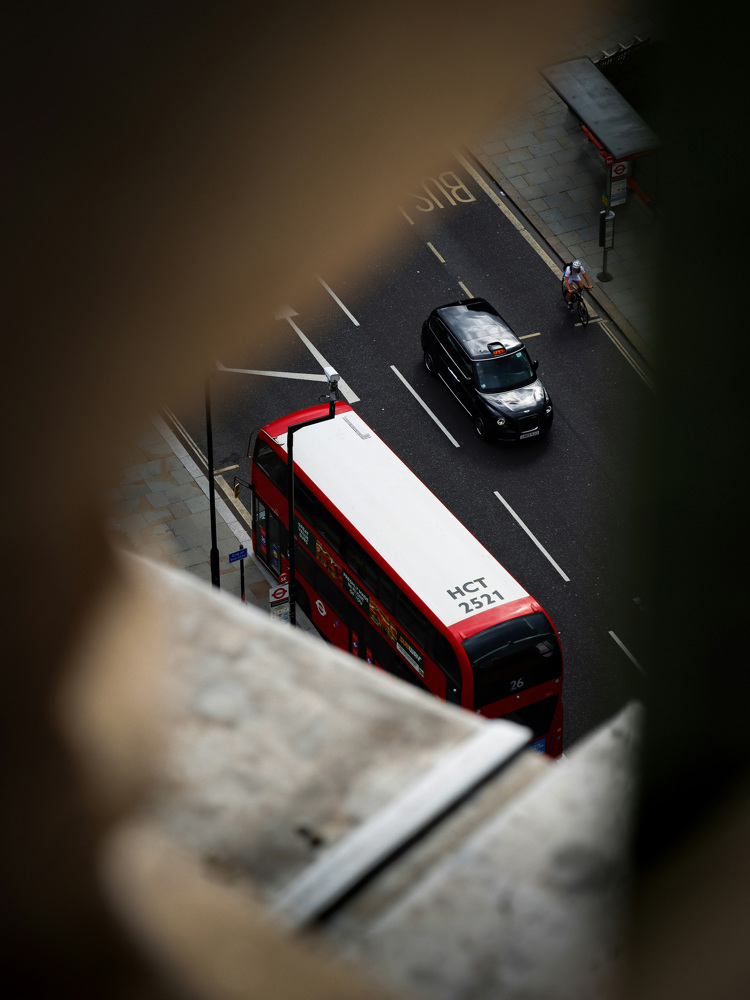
571 260 582 270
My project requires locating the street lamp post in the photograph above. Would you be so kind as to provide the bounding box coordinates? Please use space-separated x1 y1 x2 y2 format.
205 375 221 588
287 368 340 626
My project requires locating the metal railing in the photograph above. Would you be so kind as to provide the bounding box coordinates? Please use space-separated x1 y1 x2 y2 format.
594 36 649 71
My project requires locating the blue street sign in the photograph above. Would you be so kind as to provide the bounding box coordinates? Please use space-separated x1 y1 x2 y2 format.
229 547 248 564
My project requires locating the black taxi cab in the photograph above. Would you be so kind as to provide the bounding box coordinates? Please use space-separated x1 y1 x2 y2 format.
421 298 553 441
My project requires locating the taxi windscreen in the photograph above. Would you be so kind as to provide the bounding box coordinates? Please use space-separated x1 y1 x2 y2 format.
474 350 535 392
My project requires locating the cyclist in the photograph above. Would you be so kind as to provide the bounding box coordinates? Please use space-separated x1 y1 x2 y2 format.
564 260 593 308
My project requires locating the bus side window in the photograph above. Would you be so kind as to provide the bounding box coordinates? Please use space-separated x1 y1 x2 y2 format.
315 565 349 621
294 479 314 523
336 529 444 693
347 537 379 594
254 441 287 494
377 574 400 619
294 540 317 586
254 497 268 557
293 478 343 555
317 509 343 553
392 591 430 652
431 632 462 689
268 514 288 576
371 634 428 692
349 540 430 660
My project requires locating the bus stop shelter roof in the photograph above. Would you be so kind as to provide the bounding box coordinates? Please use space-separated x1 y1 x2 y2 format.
541 57 659 162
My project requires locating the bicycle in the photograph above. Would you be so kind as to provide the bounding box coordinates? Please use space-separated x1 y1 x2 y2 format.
560 267 590 326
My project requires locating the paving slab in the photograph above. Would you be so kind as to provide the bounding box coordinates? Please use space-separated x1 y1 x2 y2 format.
146 492 169 510
117 483 152 499
110 497 146 517
171 467 197 486
159 536 190 556
168 501 191 518
123 463 151 483
174 547 210 570
163 483 203 504
108 417 271 612
186 495 211 514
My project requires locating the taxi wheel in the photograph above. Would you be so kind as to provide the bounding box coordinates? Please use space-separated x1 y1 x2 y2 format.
474 411 492 440
424 351 437 375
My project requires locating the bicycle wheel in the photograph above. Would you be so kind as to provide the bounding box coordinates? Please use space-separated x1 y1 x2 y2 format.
576 295 589 326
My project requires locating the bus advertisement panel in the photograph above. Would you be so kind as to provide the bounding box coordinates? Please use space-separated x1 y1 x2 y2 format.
250 402 563 756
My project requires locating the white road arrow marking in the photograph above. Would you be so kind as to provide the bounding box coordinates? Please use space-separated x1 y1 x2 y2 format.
317 277 359 326
275 306 359 403
216 361 328 382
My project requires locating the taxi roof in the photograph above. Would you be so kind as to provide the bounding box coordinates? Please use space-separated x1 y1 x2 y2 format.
435 299 522 359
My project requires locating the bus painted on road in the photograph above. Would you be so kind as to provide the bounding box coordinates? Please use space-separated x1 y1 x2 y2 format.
250 402 563 756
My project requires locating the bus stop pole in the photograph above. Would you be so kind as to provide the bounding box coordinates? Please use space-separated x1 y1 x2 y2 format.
598 209 615 282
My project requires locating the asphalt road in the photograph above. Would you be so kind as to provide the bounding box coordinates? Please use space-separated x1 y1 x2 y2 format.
167 152 655 751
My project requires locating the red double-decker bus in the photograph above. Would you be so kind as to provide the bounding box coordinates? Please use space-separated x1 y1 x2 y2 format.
250 402 563 756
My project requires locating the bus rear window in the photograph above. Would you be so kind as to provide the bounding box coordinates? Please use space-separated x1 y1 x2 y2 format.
462 613 561 709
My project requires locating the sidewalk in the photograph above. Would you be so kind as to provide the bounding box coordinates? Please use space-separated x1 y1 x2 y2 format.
472 4 659 367
106 416 270 609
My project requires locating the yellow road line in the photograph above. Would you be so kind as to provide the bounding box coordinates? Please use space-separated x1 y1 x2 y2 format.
600 322 655 391
216 474 253 525
427 241 445 263
164 406 207 465
521 332 541 339
458 281 472 297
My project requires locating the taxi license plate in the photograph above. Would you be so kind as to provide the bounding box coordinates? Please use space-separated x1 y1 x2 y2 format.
520 429 539 440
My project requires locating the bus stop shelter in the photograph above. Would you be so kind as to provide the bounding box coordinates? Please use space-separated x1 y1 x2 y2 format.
541 56 659 206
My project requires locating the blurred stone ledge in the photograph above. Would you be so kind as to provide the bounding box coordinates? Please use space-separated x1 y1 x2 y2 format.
93 552 641 1000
